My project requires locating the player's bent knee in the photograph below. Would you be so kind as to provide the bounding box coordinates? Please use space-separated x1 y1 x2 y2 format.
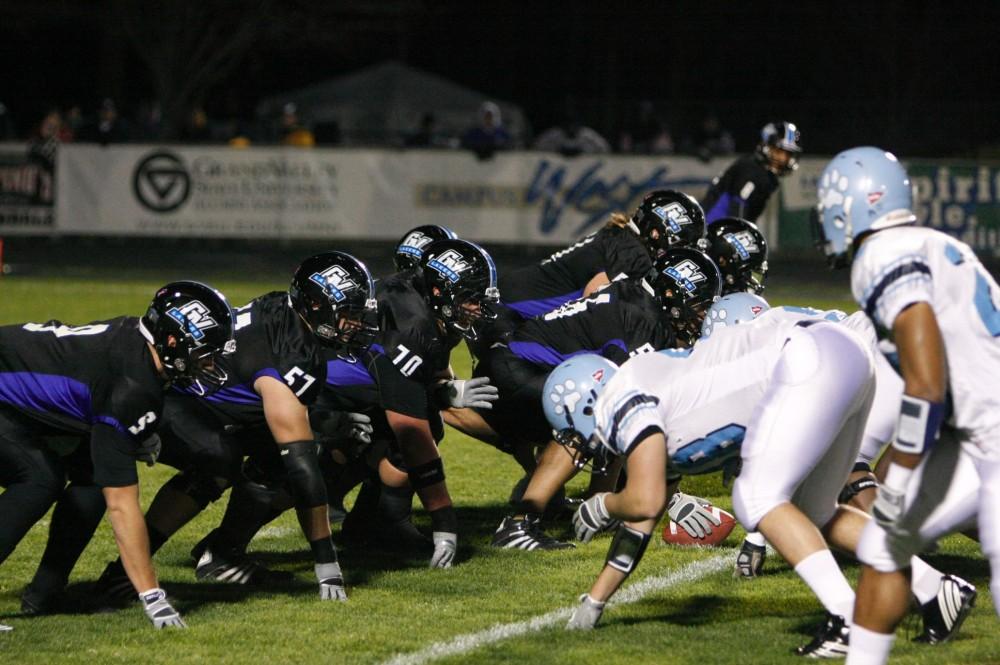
732 478 785 532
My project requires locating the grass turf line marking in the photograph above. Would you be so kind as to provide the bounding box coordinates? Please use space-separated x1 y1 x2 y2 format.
383 550 733 665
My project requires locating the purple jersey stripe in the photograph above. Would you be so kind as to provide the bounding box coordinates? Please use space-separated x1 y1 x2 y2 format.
505 288 585 318
325 359 375 387
0 371 92 423
507 339 627 368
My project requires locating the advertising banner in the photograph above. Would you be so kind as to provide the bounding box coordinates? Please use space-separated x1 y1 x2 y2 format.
0 143 55 233
56 145 726 245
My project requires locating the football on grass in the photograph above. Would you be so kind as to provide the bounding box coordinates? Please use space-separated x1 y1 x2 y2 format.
662 504 736 546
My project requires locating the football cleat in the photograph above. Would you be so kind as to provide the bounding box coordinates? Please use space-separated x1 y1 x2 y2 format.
914 574 977 644
20 583 59 615
94 560 136 605
794 613 850 658
491 514 575 551
734 538 767 578
191 539 290 585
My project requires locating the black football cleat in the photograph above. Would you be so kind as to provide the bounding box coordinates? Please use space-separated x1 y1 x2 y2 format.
491 514 574 551
915 574 977 644
794 613 850 659
20 583 59 616
94 560 136 605
734 538 767 579
191 538 291 585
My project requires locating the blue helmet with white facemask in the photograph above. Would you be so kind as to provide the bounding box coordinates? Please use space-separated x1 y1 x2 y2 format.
700 292 770 339
814 147 916 268
543 354 618 474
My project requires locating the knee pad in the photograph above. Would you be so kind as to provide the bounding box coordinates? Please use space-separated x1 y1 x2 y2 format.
855 519 913 573
732 476 784 532
165 471 227 508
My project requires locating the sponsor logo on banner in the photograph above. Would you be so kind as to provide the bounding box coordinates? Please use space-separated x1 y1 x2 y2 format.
0 146 54 229
133 151 191 212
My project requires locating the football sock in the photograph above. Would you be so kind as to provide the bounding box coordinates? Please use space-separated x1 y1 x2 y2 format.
844 624 894 665
909 557 942 605
794 549 855 623
744 530 767 548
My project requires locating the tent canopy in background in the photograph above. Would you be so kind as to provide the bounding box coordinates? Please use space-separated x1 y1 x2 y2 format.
256 60 528 146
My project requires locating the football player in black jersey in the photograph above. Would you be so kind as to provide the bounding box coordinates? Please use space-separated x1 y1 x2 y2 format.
498 190 707 322
93 252 378 602
394 224 458 272
701 121 801 225
0 281 236 629
346 238 501 567
446 249 723 550
704 217 770 295
166 239 503 574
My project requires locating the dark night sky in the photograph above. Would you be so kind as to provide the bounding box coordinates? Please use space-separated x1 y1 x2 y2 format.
2 0 999 156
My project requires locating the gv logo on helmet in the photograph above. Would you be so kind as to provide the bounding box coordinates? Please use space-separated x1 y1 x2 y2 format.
428 249 469 283
652 202 692 234
167 301 218 341
724 231 758 261
399 231 435 260
663 259 707 294
309 265 357 302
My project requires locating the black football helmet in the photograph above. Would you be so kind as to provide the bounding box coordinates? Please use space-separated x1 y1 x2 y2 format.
706 217 769 295
289 251 378 359
756 121 802 175
420 238 500 341
394 225 458 272
630 189 708 259
643 247 722 347
140 281 236 394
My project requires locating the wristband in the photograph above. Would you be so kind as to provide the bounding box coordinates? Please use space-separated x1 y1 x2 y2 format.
894 394 945 455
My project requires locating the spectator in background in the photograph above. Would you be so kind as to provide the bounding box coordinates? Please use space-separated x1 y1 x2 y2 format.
134 101 163 142
533 114 610 156
76 98 131 145
404 112 455 149
461 101 512 159
180 107 212 143
618 100 673 155
27 108 63 171
280 102 315 147
690 111 735 161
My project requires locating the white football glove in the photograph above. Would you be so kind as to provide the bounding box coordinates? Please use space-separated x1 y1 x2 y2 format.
566 594 605 630
438 377 499 409
872 485 906 531
430 532 458 568
140 588 187 629
667 492 721 540
573 493 619 543
316 562 348 601
0 623 12 632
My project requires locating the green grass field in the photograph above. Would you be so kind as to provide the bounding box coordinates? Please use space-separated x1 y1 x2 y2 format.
0 274 997 664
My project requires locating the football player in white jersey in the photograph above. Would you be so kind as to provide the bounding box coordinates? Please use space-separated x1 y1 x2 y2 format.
545 313 975 656
704 293 977 643
815 147 997 665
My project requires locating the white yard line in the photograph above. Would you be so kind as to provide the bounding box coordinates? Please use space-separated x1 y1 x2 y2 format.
382 551 733 665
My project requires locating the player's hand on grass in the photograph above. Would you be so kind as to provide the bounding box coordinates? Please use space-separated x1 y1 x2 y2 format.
573 493 618 543
667 492 720 539
438 377 499 409
566 594 605 630
430 532 457 568
316 563 347 601
140 588 187 629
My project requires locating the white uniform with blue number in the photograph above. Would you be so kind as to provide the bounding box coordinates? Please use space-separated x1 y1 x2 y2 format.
850 227 1000 595
593 316 876 531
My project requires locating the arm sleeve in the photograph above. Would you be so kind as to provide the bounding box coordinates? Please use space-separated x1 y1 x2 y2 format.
603 232 652 282
593 385 663 457
854 253 933 331
90 423 139 487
